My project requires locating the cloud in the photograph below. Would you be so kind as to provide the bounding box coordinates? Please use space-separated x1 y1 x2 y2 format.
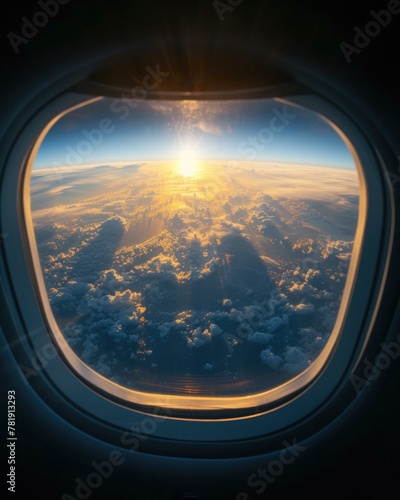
282 347 310 374
260 348 283 369
208 323 222 336
285 301 315 315
265 315 289 332
158 322 173 339
31 158 357 390
288 282 316 294
248 332 273 345
188 326 212 348
81 339 98 363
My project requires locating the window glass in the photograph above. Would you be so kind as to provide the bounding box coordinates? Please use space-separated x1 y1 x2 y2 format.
30 96 359 396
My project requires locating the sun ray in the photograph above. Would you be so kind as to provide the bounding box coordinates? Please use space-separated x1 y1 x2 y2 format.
177 156 200 177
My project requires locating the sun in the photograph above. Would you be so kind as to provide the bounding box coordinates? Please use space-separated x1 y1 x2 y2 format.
176 155 200 178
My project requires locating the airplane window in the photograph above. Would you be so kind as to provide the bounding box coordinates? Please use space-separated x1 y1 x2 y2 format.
29 95 359 407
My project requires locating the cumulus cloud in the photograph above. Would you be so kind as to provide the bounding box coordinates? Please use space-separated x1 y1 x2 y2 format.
31 158 357 391
208 324 222 336
285 301 315 315
260 349 283 369
282 347 310 374
158 322 173 339
248 332 273 345
188 327 212 348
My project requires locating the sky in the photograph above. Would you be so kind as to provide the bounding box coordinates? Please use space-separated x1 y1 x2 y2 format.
33 96 356 170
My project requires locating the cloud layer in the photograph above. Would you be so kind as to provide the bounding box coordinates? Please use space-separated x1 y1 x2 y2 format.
31 160 359 396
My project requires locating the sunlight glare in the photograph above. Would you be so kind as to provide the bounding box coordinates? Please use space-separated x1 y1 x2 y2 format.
177 154 200 178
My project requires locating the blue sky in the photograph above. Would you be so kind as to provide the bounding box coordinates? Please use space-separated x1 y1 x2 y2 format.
34 97 355 170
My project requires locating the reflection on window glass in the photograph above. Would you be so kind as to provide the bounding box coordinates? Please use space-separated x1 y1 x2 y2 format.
30 97 359 397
